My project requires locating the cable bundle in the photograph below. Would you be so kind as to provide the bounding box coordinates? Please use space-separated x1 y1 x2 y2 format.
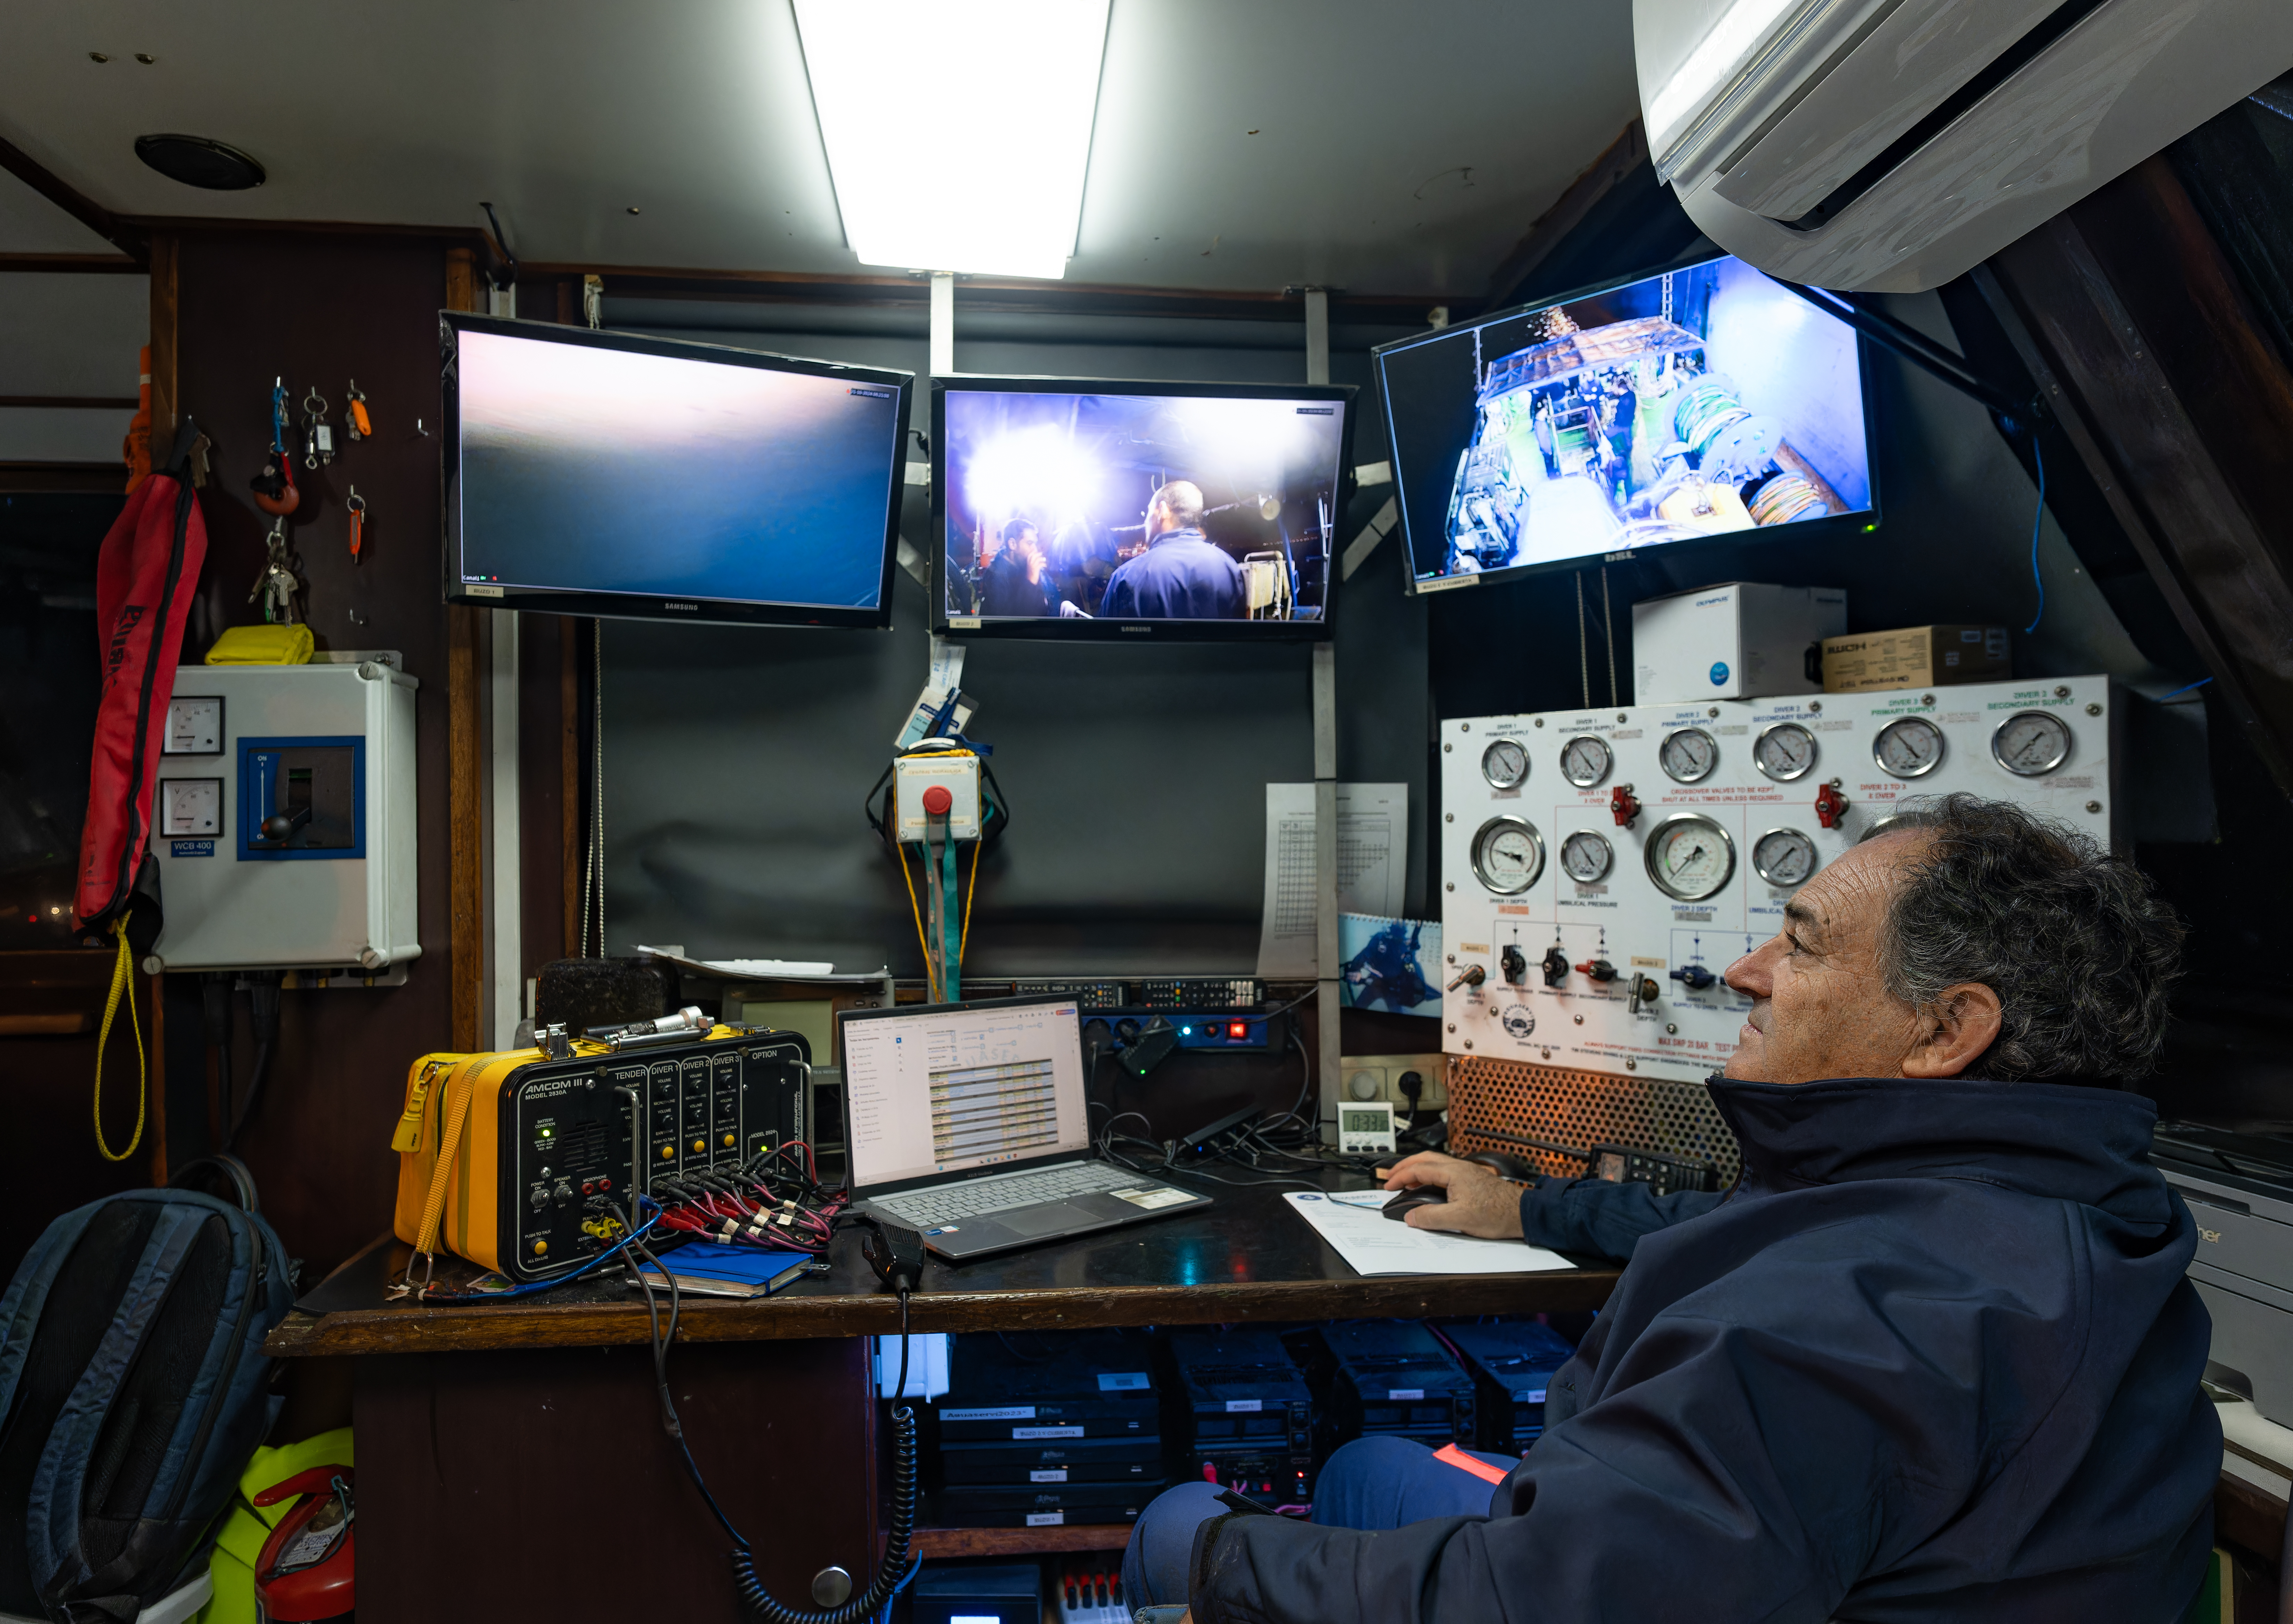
641 1141 846 1254
1747 471 1827 526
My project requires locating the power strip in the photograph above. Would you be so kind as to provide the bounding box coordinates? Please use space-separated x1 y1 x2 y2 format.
1055 1561 1128 1624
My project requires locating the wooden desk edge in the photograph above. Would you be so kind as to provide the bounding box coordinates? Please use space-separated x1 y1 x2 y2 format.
264 1268 1623 1356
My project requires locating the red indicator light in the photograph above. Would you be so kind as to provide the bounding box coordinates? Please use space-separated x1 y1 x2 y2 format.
1228 1021 1247 1039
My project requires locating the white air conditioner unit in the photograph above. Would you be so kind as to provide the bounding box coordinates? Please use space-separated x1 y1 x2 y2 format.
1634 0 2293 292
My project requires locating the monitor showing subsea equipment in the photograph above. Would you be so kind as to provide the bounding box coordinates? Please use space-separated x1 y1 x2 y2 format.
843 1000 1089 1190
446 318 909 626
1376 254 1873 589
937 383 1351 633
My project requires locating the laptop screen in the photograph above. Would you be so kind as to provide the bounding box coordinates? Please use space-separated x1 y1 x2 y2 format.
842 998 1090 1192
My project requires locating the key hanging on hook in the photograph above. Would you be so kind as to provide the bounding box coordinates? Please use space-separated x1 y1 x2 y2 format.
346 487 368 565
345 380 372 440
251 377 299 516
301 387 335 469
248 519 301 623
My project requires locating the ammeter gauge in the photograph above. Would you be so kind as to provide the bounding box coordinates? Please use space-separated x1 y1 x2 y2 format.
1658 726 1719 783
1873 715 1945 778
1751 827 1818 887
1470 817 1545 894
1753 721 1817 782
1559 734 1612 788
1990 710 2072 777
1481 737 1529 790
1559 829 1613 883
1644 814 1735 901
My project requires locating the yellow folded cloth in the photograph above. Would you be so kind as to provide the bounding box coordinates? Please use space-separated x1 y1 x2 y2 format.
204 624 314 665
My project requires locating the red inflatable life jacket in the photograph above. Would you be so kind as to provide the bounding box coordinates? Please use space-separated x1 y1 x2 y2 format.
76 469 208 930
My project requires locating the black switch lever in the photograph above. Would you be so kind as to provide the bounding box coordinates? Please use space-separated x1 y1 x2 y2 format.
260 804 312 843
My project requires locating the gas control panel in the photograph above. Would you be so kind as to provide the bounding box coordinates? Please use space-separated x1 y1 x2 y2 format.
1439 675 2118 1082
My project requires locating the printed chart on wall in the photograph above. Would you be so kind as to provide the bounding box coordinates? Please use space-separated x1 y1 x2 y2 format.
1257 784 1407 977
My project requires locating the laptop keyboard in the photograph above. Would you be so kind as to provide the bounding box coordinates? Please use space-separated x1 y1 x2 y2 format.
874 1162 1149 1227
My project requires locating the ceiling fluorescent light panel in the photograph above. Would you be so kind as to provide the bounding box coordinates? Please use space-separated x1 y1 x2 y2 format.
795 0 1110 281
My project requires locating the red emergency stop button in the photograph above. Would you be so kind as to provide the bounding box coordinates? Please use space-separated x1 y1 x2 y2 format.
922 785 953 815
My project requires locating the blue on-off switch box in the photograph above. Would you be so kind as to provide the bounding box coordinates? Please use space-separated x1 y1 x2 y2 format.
237 735 366 860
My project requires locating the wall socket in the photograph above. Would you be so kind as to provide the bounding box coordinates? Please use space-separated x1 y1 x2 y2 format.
1338 1053 1446 1111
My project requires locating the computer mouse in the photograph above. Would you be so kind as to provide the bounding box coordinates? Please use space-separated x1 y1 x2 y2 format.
1382 1186 1447 1221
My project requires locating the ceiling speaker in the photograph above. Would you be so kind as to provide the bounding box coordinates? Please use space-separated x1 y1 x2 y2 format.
134 134 265 190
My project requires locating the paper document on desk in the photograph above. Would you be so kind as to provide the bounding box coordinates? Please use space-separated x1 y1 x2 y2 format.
1256 783 1407 977
1283 1191 1575 1276
634 945 886 984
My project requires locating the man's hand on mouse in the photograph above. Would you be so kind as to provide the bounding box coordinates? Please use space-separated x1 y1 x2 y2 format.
1373 1151 1526 1239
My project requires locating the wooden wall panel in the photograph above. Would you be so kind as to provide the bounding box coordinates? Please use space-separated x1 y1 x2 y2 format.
172 230 458 1273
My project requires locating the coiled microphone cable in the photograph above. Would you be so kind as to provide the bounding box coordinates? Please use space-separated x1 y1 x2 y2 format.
630 1226 919 1624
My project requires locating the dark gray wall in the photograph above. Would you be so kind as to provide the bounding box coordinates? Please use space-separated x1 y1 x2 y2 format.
598 299 1428 976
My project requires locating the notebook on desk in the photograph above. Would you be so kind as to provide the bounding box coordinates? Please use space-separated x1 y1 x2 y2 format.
839 995 1209 1260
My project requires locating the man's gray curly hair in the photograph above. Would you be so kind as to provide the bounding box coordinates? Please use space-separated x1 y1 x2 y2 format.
1865 794 2184 1081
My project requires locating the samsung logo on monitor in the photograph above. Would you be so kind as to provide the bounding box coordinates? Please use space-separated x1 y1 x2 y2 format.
662 601 700 611
1296 406 1334 415
849 387 893 399
1121 625 1152 633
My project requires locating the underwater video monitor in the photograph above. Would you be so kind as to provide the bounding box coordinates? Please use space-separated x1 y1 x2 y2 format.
931 376 1358 641
1375 253 1877 593
442 314 912 628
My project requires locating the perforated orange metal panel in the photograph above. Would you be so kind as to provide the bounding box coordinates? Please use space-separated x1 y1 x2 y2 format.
1447 1056 1742 1186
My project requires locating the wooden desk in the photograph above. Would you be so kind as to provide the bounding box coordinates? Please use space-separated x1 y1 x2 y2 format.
283 1171 1617 1624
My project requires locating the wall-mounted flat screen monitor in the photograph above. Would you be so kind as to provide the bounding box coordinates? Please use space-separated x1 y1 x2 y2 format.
931 376 1357 641
442 314 912 628
1374 253 1876 593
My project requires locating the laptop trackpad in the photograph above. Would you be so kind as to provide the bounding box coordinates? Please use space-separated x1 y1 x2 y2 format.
1001 1203 1092 1237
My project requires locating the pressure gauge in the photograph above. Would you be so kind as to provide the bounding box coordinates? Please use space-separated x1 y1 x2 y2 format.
163 696 224 755
160 778 221 836
1991 710 2072 777
1470 816 1545 894
1559 829 1614 883
1873 715 1945 778
1751 827 1819 888
1481 737 1530 790
1644 813 1735 901
1752 721 1817 782
1658 726 1719 783
1559 734 1613 788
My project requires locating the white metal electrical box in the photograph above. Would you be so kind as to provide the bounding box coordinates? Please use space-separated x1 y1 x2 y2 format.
1439 675 2117 1083
893 751 982 841
1631 582 1846 704
147 660 421 973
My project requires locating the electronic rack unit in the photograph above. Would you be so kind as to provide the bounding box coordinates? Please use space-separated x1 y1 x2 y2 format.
1166 1328 1317 1504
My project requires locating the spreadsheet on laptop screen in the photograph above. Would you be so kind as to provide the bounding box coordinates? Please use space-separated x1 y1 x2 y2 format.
844 1000 1090 1188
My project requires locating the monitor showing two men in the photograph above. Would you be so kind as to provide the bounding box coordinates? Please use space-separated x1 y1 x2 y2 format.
941 388 1347 624
843 1000 1090 1190
452 324 906 614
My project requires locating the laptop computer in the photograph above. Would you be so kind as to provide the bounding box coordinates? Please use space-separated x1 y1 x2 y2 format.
839 994 1210 1260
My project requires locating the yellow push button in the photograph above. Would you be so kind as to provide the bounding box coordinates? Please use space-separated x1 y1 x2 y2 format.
660 1145 675 1160
532 1239 549 1257
691 1138 706 1154
722 1133 736 1148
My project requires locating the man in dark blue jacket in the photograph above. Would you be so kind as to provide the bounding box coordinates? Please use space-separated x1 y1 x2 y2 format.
1100 480 1245 619
1125 794 2217 1622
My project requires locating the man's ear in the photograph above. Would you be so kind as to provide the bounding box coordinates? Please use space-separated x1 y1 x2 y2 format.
1901 982 2004 1078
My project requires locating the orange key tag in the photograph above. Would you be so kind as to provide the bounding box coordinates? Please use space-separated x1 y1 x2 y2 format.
347 488 367 564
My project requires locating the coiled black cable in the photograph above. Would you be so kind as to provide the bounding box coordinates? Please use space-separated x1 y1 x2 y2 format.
631 1227 920 1624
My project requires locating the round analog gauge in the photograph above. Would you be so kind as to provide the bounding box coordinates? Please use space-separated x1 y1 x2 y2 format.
1559 734 1613 789
1991 710 2072 777
1644 813 1737 901
1751 827 1819 888
1873 715 1945 778
1470 816 1546 894
1559 829 1614 883
1481 737 1530 790
1753 721 1818 782
1658 726 1719 783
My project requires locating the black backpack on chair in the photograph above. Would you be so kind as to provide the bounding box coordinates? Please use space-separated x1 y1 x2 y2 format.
0 1156 292 1622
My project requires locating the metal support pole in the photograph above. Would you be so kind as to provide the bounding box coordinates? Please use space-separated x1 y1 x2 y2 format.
1304 288 1330 386
930 272 955 377
1312 641 1339 1141
487 608 522 1048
